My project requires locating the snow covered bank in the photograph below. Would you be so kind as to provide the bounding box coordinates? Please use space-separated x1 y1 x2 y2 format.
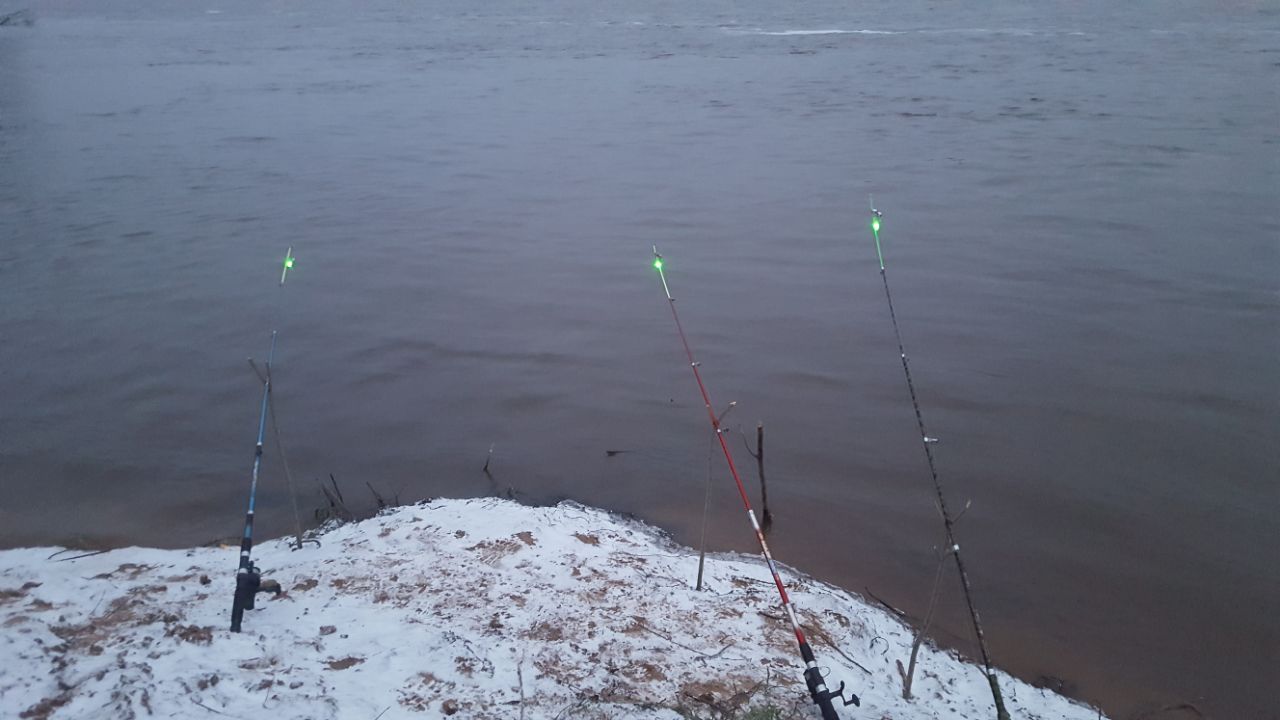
1 498 1103 719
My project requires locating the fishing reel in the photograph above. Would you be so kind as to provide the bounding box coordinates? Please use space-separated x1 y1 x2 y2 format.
230 561 281 632
799 640 859 719
804 665 859 720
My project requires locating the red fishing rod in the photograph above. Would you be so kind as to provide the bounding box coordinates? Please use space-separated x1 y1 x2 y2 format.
651 247 859 720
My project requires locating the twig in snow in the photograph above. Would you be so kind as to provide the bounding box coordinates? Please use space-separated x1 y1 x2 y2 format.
804 620 873 675
760 611 872 675
902 544 948 699
517 649 526 720
190 698 240 717
635 619 736 660
614 550 686 562
373 707 391 720
553 698 590 720
52 550 109 562
680 671 773 717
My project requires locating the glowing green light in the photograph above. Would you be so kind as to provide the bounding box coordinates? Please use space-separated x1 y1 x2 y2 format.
653 258 663 270
284 257 294 269
871 218 880 232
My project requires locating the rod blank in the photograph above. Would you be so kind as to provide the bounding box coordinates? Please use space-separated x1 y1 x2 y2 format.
652 247 858 718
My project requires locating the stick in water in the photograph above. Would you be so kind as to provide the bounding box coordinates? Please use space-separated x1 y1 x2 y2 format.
753 422 773 536
865 204 1010 720
652 247 858 719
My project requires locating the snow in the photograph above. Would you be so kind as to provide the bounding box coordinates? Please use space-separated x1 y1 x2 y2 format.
0 498 1105 719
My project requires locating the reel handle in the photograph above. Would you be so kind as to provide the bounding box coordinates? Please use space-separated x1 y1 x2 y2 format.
804 667 860 720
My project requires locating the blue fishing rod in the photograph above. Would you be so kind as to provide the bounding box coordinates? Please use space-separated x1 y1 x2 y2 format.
230 247 295 633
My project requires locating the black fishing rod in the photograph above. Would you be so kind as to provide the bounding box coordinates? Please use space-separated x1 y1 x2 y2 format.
652 248 859 720
230 247 295 633
866 207 1010 720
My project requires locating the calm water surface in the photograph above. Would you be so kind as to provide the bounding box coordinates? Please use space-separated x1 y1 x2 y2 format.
1 1 1276 718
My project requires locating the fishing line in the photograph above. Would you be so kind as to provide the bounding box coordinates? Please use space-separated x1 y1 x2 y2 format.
866 204 1010 719
230 247 295 633
267 382 306 551
651 247 858 719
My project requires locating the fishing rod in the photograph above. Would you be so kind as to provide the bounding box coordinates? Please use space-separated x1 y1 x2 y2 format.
651 247 859 720
865 206 1010 720
230 247 295 633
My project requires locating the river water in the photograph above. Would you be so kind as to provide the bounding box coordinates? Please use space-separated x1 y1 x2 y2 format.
1 1 1276 717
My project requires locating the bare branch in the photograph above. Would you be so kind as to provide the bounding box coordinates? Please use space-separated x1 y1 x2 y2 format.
635 619 737 660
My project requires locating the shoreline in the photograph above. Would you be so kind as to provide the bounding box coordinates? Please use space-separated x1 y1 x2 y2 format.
0 497 1105 719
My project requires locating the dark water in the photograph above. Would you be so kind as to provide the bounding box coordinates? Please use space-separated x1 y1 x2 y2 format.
1 1 1276 717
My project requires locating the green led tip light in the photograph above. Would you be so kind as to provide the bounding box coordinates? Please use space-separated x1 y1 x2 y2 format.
871 212 886 271
651 246 673 300
279 246 295 286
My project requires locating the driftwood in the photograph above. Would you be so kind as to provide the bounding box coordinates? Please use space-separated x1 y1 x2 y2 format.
365 482 399 509
1132 702 1205 719
0 10 34 27
315 473 402 521
480 443 518 500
